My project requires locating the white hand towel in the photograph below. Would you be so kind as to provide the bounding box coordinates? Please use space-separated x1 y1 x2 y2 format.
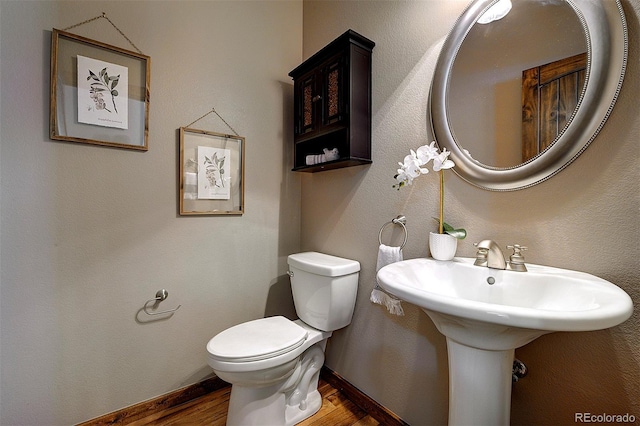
370 244 404 316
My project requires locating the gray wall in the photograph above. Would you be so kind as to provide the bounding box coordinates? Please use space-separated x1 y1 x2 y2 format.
1 1 638 425
0 1 301 424
301 1 639 425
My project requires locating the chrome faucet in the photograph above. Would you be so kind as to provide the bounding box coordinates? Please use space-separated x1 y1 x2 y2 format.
474 240 507 270
474 240 528 272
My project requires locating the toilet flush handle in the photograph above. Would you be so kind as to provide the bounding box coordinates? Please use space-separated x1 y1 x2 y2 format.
287 270 294 277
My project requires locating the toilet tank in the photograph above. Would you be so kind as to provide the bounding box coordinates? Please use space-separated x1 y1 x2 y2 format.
287 252 360 332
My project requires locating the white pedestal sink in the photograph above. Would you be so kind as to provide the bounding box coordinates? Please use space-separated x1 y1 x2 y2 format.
377 257 633 425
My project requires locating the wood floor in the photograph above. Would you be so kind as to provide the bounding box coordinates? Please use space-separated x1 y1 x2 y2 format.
125 378 380 426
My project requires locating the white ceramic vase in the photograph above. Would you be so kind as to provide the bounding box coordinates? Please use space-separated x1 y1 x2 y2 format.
429 232 458 261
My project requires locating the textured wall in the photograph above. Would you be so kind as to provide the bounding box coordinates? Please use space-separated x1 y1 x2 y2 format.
0 1 301 424
2 1 637 425
302 1 639 425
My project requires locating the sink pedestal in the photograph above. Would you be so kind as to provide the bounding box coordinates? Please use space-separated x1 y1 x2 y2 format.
424 309 549 426
447 338 513 425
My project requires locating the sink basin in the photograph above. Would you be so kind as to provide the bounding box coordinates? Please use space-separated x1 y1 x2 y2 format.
377 257 633 334
376 257 633 425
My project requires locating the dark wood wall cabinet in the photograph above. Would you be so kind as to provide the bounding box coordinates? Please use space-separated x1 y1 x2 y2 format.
289 30 375 172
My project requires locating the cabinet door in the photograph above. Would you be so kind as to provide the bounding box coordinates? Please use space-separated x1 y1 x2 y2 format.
294 72 317 136
321 53 348 127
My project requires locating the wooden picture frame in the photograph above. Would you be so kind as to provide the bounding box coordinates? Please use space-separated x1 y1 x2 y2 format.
179 128 245 215
50 29 150 151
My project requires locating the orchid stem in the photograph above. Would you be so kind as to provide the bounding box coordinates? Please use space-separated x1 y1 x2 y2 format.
439 169 444 234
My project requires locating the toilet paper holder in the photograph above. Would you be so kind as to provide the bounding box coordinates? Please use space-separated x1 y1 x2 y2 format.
143 289 181 316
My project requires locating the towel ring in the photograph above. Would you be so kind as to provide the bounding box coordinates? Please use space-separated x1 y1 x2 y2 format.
378 215 407 249
143 289 181 316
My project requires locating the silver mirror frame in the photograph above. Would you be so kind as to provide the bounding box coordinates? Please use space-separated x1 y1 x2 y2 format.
430 0 628 191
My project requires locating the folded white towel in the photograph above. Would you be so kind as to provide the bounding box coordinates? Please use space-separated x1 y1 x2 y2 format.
305 148 340 166
306 154 322 165
370 244 404 316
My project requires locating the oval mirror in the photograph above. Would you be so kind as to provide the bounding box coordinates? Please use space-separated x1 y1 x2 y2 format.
430 0 628 191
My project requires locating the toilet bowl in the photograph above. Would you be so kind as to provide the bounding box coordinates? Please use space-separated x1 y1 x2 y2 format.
206 252 360 426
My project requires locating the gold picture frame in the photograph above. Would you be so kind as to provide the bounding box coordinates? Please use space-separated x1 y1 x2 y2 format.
50 29 150 151
179 128 245 215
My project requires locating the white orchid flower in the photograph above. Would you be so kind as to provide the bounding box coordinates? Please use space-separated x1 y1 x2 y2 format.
395 167 410 186
416 141 439 165
394 141 456 189
407 152 429 175
432 148 455 171
396 152 428 186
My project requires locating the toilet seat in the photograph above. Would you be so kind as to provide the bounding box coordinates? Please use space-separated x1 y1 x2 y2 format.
207 318 331 374
208 316 308 363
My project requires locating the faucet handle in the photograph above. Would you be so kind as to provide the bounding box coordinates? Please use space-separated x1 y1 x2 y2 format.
506 244 527 272
473 242 489 267
507 244 528 256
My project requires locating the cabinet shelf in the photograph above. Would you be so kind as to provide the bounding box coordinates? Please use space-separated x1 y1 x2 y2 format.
289 30 374 173
292 158 372 173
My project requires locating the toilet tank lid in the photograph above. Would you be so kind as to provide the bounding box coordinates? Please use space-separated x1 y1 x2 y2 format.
288 252 360 277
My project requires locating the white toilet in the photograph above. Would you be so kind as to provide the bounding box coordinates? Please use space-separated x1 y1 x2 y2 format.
206 252 360 426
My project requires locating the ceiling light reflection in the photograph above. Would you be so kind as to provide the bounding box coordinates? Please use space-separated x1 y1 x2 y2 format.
478 0 512 24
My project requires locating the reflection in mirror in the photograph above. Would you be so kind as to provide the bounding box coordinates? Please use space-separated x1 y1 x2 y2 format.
449 0 586 168
521 52 586 163
430 0 627 190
